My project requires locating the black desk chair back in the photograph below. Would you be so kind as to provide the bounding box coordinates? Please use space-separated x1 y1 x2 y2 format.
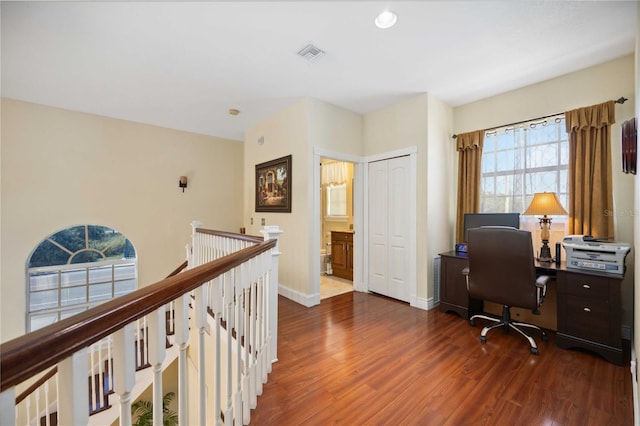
465 226 549 354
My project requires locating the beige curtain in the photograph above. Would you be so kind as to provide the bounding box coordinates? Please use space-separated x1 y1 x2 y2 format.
565 100 615 239
455 130 484 243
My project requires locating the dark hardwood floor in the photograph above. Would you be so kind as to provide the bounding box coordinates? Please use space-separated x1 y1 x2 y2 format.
250 292 633 425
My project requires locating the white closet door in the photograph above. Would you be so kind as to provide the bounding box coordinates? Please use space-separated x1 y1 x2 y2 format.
368 156 410 302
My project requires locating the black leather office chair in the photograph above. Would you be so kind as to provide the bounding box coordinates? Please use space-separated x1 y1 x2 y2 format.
464 226 549 354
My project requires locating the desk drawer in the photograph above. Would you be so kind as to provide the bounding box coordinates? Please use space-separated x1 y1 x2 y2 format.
564 295 611 343
563 273 610 300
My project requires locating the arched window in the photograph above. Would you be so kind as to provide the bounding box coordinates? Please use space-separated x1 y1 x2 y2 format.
27 225 137 332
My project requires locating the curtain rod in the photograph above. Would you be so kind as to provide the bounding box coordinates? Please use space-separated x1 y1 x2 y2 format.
451 97 628 139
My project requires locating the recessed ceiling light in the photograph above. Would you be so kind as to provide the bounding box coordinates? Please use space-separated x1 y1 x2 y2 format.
228 108 240 116
375 9 397 29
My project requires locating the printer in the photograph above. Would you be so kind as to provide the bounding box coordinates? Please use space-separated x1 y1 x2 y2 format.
562 235 631 275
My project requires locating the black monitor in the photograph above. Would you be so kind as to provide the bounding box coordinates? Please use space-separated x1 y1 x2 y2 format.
463 213 521 243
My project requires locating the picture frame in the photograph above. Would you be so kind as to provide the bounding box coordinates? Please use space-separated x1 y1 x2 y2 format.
622 117 637 175
255 155 292 212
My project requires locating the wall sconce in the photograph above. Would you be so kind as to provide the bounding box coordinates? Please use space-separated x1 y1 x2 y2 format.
179 176 188 192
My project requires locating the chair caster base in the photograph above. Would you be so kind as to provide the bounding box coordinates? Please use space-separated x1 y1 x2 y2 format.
530 347 539 355
480 336 486 344
542 334 549 342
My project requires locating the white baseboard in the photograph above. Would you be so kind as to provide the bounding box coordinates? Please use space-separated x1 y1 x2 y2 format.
278 284 320 307
413 296 437 311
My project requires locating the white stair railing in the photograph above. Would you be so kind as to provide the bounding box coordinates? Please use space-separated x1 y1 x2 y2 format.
2 223 281 426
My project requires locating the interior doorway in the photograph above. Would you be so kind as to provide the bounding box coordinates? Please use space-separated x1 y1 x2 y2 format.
312 148 364 304
319 157 355 299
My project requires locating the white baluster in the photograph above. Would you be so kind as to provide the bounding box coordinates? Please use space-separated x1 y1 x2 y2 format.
35 381 40 424
242 264 251 425
174 294 190 426
194 285 208 425
113 323 136 426
44 380 50 426
58 349 89 426
234 270 244 426
148 306 167 426
98 340 105 410
224 273 233 425
90 342 98 411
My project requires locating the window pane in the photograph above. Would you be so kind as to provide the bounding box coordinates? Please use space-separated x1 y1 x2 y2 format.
61 268 87 287
30 290 59 311
115 280 136 297
30 312 59 332
50 226 86 253
89 283 112 303
29 240 70 267
30 272 59 292
60 307 86 320
61 286 87 306
114 264 136 280
89 265 113 284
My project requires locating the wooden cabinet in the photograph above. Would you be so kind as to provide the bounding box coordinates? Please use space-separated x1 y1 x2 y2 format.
438 252 482 319
331 231 353 280
556 271 623 365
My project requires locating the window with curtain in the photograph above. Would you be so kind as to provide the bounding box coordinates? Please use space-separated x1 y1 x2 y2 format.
480 115 568 214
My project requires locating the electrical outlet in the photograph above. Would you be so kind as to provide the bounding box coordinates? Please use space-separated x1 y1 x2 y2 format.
261 218 266 225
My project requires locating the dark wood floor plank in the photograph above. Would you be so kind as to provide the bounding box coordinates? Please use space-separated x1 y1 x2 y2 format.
250 292 633 425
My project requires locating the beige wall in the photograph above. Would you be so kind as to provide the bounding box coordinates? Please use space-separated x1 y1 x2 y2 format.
243 98 363 301
454 55 636 331
426 95 455 299
1 99 244 342
364 96 426 302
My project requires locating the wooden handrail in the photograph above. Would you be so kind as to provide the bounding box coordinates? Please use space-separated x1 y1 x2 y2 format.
196 228 264 244
167 260 189 278
14 366 58 405
1 238 277 391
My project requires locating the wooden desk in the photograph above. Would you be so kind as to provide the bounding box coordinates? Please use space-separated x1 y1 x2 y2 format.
438 250 625 365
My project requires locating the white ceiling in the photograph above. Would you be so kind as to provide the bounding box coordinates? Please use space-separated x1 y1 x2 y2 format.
2 1 637 141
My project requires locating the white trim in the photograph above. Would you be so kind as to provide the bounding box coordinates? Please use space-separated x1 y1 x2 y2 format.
364 146 418 163
278 284 319 307
414 296 438 311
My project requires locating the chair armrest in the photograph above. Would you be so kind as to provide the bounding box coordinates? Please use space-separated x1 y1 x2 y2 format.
535 275 550 304
462 267 470 290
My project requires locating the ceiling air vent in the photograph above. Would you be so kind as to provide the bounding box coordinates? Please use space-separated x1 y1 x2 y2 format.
297 43 325 62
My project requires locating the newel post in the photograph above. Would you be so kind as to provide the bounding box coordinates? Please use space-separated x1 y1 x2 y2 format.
191 220 203 267
260 225 282 363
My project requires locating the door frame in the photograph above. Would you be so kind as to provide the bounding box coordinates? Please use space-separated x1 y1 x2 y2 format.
364 147 418 306
313 146 417 306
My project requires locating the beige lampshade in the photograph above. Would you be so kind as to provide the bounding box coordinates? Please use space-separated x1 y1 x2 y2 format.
523 192 568 216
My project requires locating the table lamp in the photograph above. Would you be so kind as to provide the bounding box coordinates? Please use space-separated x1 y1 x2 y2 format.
523 192 568 262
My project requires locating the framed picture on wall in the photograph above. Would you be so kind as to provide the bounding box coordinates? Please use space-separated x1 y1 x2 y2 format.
622 117 637 175
255 155 292 212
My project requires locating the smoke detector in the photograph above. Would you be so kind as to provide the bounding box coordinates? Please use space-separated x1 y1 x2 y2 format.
297 43 326 62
